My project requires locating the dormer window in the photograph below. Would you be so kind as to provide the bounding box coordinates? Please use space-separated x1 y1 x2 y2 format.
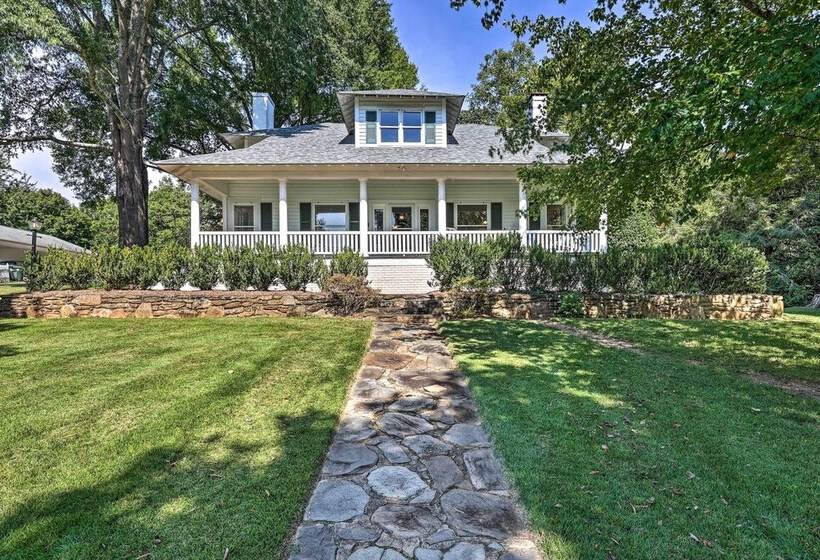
403 111 421 143
380 111 399 143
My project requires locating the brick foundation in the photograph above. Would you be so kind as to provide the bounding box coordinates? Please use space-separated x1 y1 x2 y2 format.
0 290 783 320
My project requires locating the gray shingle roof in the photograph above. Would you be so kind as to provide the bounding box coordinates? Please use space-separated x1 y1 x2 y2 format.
155 123 566 168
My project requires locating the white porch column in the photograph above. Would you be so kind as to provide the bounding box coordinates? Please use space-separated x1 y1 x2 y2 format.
437 178 447 234
598 209 608 252
220 193 228 231
518 180 528 245
359 178 368 256
278 178 288 248
190 183 200 248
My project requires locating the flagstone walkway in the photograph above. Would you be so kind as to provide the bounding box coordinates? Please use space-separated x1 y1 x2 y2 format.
288 321 541 560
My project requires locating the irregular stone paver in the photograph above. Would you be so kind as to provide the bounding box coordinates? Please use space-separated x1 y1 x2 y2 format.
289 322 541 560
368 466 428 500
305 479 369 522
324 443 379 476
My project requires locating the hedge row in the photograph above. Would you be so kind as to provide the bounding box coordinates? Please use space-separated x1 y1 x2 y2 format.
427 234 769 294
24 245 368 292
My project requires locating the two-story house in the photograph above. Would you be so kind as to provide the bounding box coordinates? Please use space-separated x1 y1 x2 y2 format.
155 89 607 293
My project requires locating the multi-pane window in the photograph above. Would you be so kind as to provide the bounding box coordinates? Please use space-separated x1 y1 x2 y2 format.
233 205 254 231
380 111 399 143
456 204 488 231
314 204 347 231
403 111 421 143
419 208 430 231
365 111 377 144
424 111 437 144
546 204 566 228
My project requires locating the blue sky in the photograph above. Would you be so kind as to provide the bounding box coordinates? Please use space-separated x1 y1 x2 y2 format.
12 0 594 203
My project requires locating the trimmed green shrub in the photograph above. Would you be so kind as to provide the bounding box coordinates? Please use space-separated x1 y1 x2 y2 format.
329 249 368 278
253 244 280 290
524 246 579 292
93 245 137 289
487 233 525 292
324 274 378 315
278 244 326 291
222 247 256 290
155 244 189 290
188 245 223 290
24 249 94 292
557 291 585 317
427 237 494 291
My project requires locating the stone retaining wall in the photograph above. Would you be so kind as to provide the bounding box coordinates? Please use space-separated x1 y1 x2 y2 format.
0 290 782 320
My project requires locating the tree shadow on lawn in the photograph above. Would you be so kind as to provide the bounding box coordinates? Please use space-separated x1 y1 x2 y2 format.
0 339 348 560
562 317 820 381
0 408 336 560
442 319 820 560
0 320 26 358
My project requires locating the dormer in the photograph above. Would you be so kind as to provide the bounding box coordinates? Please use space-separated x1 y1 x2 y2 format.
336 89 465 147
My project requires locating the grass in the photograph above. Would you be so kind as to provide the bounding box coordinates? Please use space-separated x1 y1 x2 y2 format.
0 282 26 295
0 317 371 560
442 317 819 560
557 310 820 382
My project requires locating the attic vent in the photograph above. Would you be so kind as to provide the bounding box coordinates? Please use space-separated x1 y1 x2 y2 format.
251 92 275 130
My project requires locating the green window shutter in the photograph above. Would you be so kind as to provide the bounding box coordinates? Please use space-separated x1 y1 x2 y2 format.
528 206 541 230
299 203 312 231
260 202 273 231
490 202 503 230
348 202 360 231
446 203 454 229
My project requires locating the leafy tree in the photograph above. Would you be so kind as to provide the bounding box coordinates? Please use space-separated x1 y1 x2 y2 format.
460 41 535 126
1 0 417 246
453 0 819 224
0 172 92 247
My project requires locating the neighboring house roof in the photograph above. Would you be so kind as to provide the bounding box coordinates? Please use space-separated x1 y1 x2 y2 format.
0 225 86 254
335 89 465 135
156 123 566 169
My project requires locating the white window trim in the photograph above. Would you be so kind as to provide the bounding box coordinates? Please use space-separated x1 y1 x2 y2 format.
231 202 257 231
360 107 440 147
311 201 351 232
454 202 491 231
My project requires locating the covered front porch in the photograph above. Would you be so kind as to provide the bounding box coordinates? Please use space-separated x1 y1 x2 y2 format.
188 174 607 256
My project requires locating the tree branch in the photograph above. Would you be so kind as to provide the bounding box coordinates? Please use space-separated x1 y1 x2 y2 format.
738 0 775 20
0 135 108 150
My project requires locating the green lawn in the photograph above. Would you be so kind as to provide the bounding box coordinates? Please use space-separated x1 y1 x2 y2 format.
0 282 26 295
559 310 820 382
0 317 370 559
442 316 819 560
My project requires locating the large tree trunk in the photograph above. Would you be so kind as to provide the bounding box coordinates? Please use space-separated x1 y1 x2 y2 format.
112 120 149 247
111 0 154 247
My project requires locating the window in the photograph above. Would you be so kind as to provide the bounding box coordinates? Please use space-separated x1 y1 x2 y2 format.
391 206 412 230
424 111 437 144
456 204 488 230
233 205 254 231
403 111 421 143
380 111 399 143
365 111 377 144
373 208 385 231
314 204 347 231
419 208 430 231
546 204 566 229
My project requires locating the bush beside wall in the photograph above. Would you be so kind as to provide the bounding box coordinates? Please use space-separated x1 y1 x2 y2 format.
427 234 769 295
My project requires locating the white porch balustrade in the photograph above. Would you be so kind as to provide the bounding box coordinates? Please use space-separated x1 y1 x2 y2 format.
195 230 605 254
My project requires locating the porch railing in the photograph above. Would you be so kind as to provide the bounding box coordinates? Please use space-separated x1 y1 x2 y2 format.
196 229 606 254
286 232 360 255
527 230 605 253
198 231 281 248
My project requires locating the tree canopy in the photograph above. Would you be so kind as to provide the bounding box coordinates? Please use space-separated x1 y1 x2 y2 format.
0 0 417 245
453 0 819 223
460 40 535 126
